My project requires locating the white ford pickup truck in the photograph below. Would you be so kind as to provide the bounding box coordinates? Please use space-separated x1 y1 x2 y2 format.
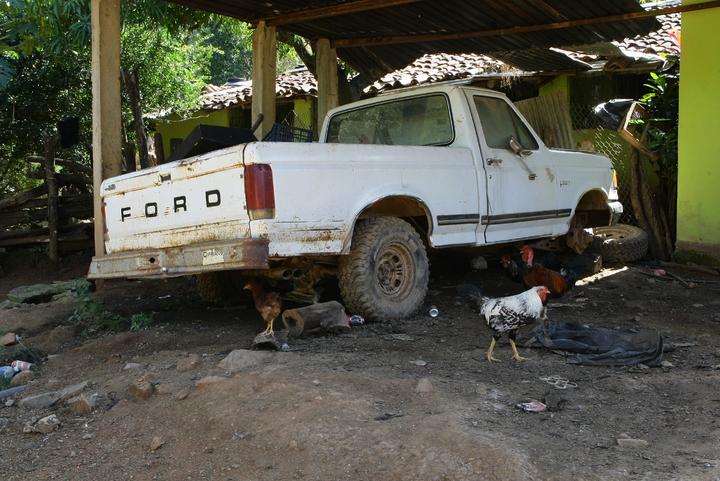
89 83 621 320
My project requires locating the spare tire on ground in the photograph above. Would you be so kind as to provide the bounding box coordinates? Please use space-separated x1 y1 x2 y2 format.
590 224 648 264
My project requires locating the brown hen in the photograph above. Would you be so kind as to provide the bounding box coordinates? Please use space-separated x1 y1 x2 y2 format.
244 280 282 337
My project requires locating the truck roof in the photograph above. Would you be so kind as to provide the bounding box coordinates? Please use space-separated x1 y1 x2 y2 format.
327 81 506 119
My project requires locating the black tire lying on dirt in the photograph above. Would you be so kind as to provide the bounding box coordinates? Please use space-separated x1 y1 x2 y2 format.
591 224 649 264
338 216 429 322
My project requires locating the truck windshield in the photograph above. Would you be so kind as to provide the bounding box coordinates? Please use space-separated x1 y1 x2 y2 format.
326 94 453 146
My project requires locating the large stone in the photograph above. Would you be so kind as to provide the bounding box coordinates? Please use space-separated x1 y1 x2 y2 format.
19 391 62 410
67 393 98 415
33 414 61 434
6 279 89 304
217 349 272 373
58 381 89 402
1 332 17 346
176 353 201 373
10 370 34 387
128 380 154 400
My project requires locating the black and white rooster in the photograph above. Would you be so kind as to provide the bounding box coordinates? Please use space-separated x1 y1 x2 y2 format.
460 284 550 363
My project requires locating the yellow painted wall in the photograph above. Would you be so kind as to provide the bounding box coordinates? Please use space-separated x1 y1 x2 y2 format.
155 98 317 157
676 1 720 263
156 109 231 158
539 75 569 103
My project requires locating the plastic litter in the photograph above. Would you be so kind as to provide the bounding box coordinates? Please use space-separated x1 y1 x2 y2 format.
429 306 439 318
0 366 15 379
517 400 547 413
280 342 291 352
11 360 32 372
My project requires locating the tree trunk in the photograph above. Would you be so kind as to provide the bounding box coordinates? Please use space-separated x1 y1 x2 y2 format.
122 67 151 170
43 133 60 269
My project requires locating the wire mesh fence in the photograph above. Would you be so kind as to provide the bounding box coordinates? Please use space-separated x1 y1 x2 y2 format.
569 103 639 226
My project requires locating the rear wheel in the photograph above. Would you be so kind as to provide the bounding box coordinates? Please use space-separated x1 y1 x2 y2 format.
338 217 429 321
196 271 248 304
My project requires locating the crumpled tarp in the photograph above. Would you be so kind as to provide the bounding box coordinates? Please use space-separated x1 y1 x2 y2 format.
520 321 663 366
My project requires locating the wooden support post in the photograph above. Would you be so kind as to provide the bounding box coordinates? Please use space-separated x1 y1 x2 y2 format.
91 0 122 259
316 38 339 130
43 133 60 268
251 20 277 139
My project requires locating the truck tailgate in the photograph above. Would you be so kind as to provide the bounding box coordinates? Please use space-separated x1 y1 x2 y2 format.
102 145 251 254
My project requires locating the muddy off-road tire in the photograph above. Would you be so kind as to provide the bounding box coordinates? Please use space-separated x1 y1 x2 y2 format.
591 224 649 264
339 217 429 322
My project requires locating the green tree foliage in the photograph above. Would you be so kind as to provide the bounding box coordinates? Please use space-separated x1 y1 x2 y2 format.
0 0 240 196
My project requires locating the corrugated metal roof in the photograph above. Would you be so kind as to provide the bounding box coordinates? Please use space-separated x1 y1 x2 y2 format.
167 0 657 77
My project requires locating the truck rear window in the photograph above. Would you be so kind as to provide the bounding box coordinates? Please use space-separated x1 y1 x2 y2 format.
326 94 453 146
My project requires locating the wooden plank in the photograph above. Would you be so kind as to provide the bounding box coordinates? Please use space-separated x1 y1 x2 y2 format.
516 92 575 150
91 0 122 258
251 20 277 139
316 38 339 130
0 185 48 211
333 1 720 48
265 0 422 26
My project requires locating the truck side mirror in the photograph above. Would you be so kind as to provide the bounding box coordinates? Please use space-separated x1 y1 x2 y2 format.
509 136 532 158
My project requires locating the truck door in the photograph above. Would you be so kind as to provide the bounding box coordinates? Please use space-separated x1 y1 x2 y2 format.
466 92 561 244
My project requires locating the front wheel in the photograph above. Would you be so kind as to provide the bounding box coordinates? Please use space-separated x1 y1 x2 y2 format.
338 217 429 322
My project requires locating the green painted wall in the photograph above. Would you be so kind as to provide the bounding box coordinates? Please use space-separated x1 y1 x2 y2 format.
156 109 230 158
676 0 720 263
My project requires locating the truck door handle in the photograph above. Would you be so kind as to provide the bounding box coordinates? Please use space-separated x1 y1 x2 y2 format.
487 158 503 166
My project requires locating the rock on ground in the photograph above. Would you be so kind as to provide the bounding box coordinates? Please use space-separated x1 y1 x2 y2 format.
67 393 98 415
149 436 165 452
10 370 34 386
176 353 202 372
58 381 89 402
617 438 650 449
26 414 61 434
19 391 62 410
1 332 17 346
7 279 88 304
217 349 272 373
128 380 154 400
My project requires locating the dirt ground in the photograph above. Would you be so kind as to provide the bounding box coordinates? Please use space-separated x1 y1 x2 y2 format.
1 250 720 481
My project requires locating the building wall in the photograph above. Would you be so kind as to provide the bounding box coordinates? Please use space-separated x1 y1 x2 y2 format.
676 0 720 264
155 98 316 158
156 109 231 159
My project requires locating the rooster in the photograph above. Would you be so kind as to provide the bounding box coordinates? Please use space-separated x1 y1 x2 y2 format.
460 284 550 363
500 245 535 283
244 280 282 337
502 245 576 297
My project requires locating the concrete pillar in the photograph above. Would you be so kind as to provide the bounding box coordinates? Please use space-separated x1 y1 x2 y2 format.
316 38 339 130
91 0 122 258
251 20 277 139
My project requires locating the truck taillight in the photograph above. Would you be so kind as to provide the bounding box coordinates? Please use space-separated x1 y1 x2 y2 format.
244 164 275 220
612 169 619 190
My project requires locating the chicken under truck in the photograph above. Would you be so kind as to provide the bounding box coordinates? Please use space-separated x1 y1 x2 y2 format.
89 83 622 320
